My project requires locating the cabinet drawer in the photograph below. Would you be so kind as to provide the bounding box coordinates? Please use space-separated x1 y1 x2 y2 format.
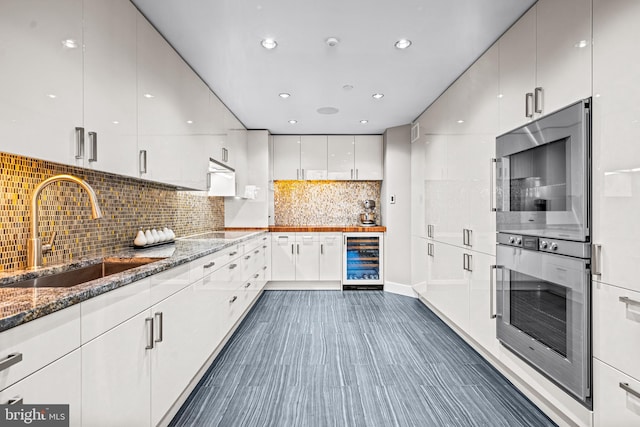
150 262 191 306
594 359 640 427
0 349 81 426
189 244 242 281
0 305 80 391
81 278 150 344
201 260 242 291
593 281 640 381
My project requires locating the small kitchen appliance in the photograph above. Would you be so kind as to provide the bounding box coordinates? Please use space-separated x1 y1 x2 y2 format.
359 199 376 226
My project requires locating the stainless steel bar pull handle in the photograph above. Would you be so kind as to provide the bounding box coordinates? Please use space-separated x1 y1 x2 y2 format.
145 317 154 350
592 244 602 276
490 158 497 212
229 263 238 270
297 244 300 254
525 93 534 118
229 295 237 303
88 131 98 162
0 352 23 372
154 312 163 343
350 169 354 180
620 382 640 400
204 261 216 269
7 397 23 405
139 150 148 174
321 243 324 255
297 169 300 180
356 169 359 180
534 87 543 114
489 265 497 319
244 282 251 288
75 127 85 159
619 296 640 307
301 169 305 180
292 244 294 254
253 273 260 279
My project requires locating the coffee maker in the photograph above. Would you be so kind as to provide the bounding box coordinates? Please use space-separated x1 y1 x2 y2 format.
359 199 376 226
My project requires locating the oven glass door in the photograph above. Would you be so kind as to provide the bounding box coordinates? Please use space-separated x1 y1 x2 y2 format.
496 244 591 404
496 98 590 241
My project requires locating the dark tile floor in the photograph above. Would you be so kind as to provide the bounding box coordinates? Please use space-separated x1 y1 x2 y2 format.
170 291 556 427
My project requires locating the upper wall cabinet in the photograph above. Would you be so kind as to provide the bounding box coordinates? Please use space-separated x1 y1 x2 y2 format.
137 13 213 190
498 0 592 134
272 135 328 180
83 0 138 177
0 0 84 165
327 135 383 180
273 135 381 181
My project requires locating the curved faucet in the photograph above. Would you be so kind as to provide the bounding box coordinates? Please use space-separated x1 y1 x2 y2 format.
27 174 103 269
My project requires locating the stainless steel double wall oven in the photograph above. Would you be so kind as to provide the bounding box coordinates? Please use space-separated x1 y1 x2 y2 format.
494 98 592 407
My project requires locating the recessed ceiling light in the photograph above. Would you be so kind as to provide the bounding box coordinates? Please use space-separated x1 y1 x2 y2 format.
574 40 588 48
360 120 369 124
261 38 277 49
595 93 601 98
343 84 354 91
457 119 465 124
395 39 412 49
143 93 154 99
112 120 120 125
372 93 384 99
279 93 290 98
325 37 340 47
61 39 78 49
47 94 57 99
497 94 504 99
186 120 193 124
288 119 297 124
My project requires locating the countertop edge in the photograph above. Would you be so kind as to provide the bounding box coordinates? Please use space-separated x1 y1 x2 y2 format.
0 231 267 333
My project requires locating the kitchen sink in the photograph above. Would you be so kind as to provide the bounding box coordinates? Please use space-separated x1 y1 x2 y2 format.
4 257 165 289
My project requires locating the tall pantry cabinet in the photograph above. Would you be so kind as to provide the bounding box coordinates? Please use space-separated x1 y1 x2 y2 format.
592 1 640 425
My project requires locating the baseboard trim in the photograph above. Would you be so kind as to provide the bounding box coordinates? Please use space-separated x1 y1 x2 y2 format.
384 281 417 298
265 281 341 290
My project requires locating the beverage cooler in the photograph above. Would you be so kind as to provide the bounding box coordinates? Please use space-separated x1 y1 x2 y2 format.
342 233 384 288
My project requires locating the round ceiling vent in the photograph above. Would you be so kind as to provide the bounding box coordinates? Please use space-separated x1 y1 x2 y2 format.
317 107 339 115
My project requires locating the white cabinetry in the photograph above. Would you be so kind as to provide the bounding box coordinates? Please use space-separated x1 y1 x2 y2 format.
0 305 80 391
498 0 592 134
0 350 82 427
592 0 640 294
326 135 383 180
422 45 498 256
137 13 210 190
594 359 640 427
270 233 321 281
319 233 342 281
0 0 84 165
327 135 355 180
273 136 301 180
424 241 470 332
301 135 328 179
271 233 296 280
82 309 152 427
354 135 384 180
83 0 138 177
272 135 328 180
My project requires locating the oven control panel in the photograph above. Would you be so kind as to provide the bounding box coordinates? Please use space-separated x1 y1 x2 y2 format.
497 233 591 258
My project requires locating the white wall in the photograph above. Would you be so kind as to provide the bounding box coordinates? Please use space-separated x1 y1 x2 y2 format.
382 125 412 291
224 130 270 227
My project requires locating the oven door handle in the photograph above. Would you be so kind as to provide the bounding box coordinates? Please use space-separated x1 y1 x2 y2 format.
490 264 500 319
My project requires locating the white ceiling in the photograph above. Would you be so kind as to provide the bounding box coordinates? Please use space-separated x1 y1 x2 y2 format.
131 0 536 135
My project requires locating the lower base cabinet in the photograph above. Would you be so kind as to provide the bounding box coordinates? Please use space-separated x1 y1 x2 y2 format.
0 349 82 427
594 359 640 427
82 310 152 427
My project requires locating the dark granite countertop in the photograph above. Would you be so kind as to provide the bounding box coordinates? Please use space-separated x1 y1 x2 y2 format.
0 230 266 333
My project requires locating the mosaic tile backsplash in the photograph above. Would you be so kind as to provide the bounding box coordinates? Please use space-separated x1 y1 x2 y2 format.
0 152 224 272
273 180 381 226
